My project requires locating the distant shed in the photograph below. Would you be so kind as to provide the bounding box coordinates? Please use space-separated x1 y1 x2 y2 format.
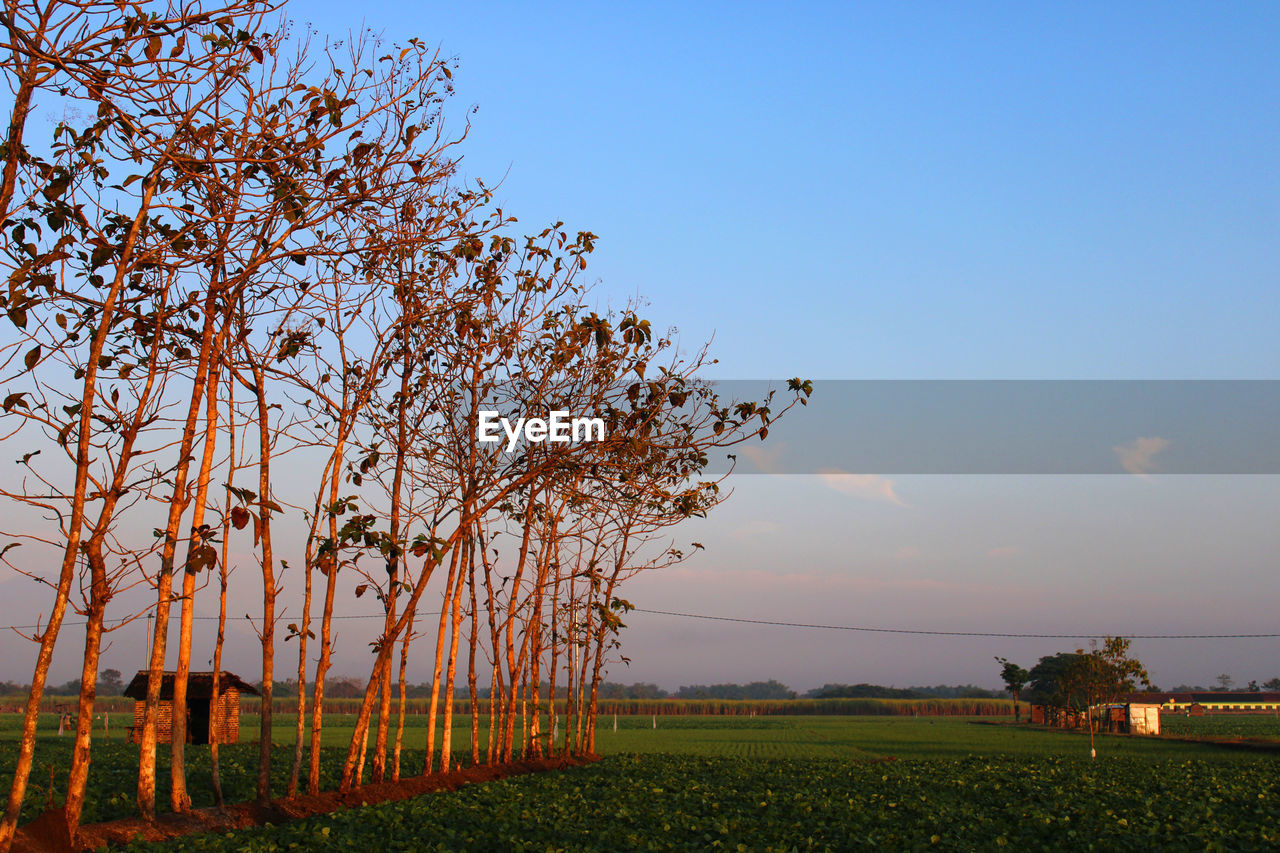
123 671 259 745
1103 703 1161 735
1031 702 1160 735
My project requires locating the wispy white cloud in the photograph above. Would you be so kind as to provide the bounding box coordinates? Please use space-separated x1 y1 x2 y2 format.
816 468 906 506
1114 436 1171 476
739 442 785 474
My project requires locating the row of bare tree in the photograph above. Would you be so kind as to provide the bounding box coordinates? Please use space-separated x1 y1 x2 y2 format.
0 0 808 848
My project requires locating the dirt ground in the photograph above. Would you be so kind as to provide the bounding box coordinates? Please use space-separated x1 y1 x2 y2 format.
14 754 598 852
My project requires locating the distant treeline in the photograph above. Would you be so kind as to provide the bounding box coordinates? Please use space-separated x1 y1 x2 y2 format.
807 683 1004 700
235 696 1020 717
0 696 134 715
1 677 1005 705
5 693 1021 719
586 697 1019 716
264 677 1001 702
597 680 1004 701
669 680 797 700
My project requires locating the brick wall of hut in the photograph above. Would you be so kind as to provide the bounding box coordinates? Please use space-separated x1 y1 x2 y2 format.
130 689 241 744
210 688 241 743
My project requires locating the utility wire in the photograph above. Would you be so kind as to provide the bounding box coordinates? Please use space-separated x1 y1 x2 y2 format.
630 608 1280 640
5 607 1278 641
1 612 422 632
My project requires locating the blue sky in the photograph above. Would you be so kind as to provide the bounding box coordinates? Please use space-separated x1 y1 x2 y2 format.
6 2 1279 690
286 1 1278 379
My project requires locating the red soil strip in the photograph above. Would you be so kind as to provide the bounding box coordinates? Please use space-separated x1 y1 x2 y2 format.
14 754 599 853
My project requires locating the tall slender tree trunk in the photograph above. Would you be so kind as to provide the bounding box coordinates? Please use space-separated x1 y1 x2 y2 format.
171 317 227 812
373 319 413 781
527 497 561 759
546 563 563 757
563 581 576 758
308 440 347 794
62 303 167 839
63 550 107 835
585 570 621 755
500 504 538 761
466 555 480 766
307 537 339 795
210 544 229 808
140 271 221 818
355 676 374 786
526 569 546 759
392 611 414 782
519 681 529 759
424 544 461 774
212 371 237 809
248 360 276 804
370 658 392 782
479 534 503 764
288 433 319 797
487 665 500 764
287 550 310 797
440 534 471 771
2 180 156 846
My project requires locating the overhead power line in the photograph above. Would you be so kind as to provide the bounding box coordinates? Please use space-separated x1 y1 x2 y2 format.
1 612 407 632
5 607 1277 641
630 608 1280 640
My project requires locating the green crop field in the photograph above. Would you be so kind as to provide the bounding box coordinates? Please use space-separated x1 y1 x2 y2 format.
120 753 1280 852
6 713 1280 850
591 714 1261 761
1160 714 1280 740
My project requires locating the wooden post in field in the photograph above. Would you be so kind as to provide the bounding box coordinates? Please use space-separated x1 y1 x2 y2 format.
652 714 656 730
613 712 617 732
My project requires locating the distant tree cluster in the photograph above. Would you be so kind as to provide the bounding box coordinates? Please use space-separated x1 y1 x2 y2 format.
28 668 124 698
1005 637 1149 758
265 678 669 701
804 683 1002 700
909 684 1005 700
994 657 1030 721
1022 640 1148 711
596 682 670 700
1166 677 1280 693
806 684 920 700
675 681 796 700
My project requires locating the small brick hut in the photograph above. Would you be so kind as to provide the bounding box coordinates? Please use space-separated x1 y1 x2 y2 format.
124 671 259 745
1103 703 1162 735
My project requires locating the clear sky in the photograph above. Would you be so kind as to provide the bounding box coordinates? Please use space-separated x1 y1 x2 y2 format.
3 1 1278 691
276 0 1278 381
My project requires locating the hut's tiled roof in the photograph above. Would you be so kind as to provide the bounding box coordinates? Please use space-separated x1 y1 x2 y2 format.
123 671 260 700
